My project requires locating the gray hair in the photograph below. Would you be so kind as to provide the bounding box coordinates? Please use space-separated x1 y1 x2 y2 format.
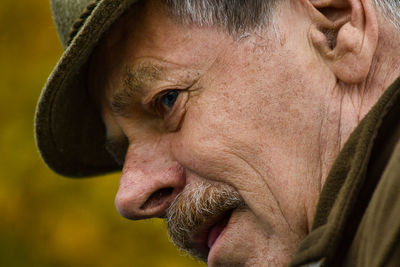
374 1 400 29
162 0 400 35
164 0 279 35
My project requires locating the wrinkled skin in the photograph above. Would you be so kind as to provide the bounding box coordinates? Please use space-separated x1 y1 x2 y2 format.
88 0 399 265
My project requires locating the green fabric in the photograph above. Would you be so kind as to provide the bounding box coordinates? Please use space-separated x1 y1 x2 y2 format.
35 0 137 177
344 141 400 266
51 0 94 48
290 77 400 267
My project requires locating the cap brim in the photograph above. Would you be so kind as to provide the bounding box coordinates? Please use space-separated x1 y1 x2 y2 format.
35 0 138 177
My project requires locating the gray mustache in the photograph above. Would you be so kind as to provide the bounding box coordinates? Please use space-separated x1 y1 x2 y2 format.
166 182 245 261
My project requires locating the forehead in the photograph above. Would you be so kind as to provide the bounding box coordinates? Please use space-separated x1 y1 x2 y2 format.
93 1 232 79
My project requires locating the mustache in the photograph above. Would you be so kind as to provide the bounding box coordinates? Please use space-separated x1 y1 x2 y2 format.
166 182 245 261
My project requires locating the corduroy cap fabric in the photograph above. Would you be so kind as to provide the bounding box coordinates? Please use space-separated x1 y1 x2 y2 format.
35 0 138 177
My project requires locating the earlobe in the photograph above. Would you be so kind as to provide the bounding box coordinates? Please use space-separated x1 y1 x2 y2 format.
308 0 378 84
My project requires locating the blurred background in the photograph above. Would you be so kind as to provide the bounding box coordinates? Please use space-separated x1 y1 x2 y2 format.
0 1 204 266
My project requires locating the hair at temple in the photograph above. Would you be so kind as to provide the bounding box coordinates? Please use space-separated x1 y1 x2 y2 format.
159 0 400 34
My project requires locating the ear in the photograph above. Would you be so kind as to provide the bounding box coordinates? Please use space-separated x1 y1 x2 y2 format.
308 0 378 84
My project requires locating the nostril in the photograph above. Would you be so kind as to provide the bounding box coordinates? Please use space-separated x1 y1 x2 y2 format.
140 187 174 210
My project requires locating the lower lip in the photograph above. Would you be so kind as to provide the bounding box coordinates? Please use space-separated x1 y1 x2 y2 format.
207 213 231 258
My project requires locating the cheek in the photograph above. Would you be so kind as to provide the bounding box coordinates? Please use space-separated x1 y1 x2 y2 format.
170 84 266 184
170 97 288 236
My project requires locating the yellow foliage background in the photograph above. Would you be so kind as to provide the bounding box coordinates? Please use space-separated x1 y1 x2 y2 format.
0 1 205 266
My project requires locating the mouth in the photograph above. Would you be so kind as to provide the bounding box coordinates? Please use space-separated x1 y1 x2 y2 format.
166 182 244 262
190 210 233 260
207 212 231 249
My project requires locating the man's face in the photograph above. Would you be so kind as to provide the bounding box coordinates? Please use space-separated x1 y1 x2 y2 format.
89 1 335 266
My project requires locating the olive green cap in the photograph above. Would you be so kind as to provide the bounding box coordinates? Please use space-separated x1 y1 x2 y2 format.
35 0 138 177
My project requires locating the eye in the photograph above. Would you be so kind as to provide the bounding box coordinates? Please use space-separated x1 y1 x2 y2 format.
161 90 179 109
150 88 188 131
153 90 180 116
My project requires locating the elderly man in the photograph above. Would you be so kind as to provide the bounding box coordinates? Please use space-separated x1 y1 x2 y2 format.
35 0 400 266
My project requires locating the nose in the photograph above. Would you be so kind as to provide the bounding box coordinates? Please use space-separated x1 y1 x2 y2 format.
115 144 186 220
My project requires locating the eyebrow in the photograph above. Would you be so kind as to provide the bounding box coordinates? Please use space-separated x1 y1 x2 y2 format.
110 63 164 116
